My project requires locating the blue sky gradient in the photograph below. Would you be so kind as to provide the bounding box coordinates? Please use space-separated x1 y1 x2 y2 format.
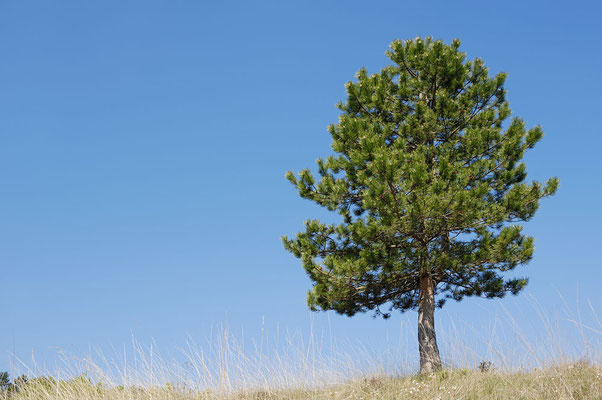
1 1 600 373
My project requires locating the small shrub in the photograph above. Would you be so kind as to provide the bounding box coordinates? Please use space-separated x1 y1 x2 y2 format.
478 361 494 373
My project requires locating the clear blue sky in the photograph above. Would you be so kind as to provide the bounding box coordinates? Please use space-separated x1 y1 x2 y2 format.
1 1 600 374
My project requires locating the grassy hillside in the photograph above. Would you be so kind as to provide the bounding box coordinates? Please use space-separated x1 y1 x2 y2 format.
2 299 600 399
2 362 600 399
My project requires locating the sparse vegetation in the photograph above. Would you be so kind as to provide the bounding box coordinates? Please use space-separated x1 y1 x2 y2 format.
1 300 599 399
1 363 600 399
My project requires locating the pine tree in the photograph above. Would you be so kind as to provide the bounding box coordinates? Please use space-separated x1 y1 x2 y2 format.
282 37 558 374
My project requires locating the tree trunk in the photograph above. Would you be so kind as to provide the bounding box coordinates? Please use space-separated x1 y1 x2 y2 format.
418 274 442 374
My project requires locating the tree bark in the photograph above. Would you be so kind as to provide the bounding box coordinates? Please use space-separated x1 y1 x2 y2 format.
418 274 442 374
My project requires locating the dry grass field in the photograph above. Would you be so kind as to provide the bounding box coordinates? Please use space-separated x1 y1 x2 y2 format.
2 362 600 400
2 300 600 399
